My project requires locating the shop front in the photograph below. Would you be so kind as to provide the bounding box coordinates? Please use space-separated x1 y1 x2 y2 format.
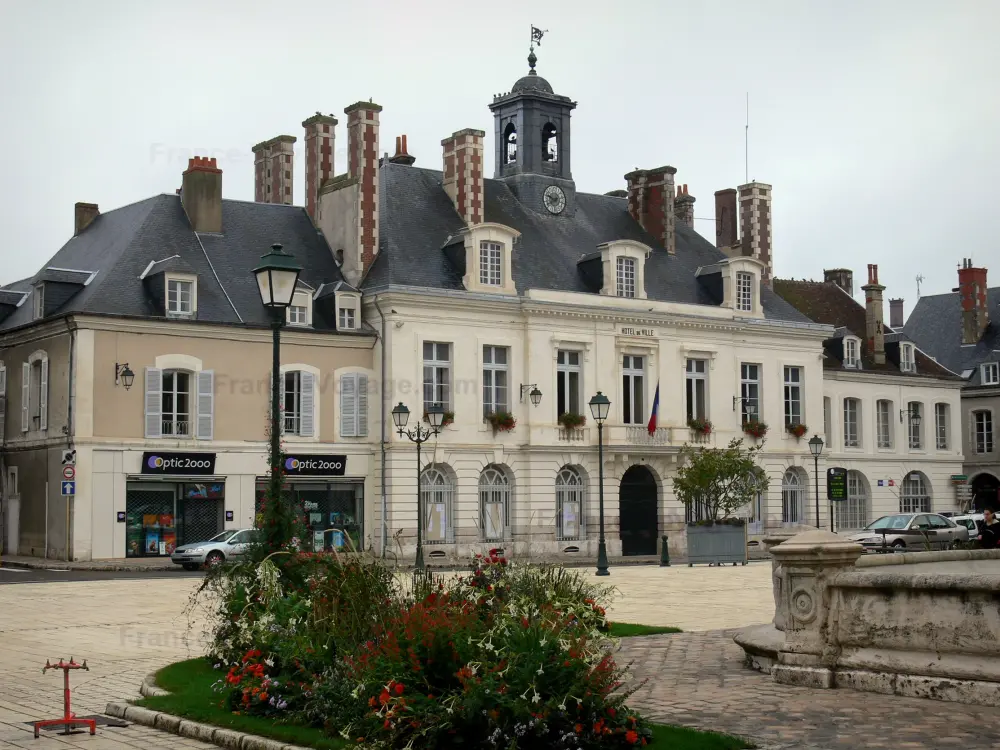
256 453 364 552
125 451 225 557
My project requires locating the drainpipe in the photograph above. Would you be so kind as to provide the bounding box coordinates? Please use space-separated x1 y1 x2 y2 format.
373 296 388 557
64 318 75 561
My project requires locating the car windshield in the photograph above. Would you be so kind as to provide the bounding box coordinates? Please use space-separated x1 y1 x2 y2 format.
207 530 238 543
866 515 912 531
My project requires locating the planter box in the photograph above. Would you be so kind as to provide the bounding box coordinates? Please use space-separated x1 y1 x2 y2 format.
686 523 748 566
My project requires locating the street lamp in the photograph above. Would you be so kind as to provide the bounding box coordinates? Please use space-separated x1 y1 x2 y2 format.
392 402 445 571
588 391 611 577
808 434 824 529
253 243 302 548
519 384 543 406
114 362 135 391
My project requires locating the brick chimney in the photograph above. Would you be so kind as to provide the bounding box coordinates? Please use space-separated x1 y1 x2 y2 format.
958 258 990 344
302 114 337 220
739 182 772 283
889 298 905 329
181 157 222 234
824 268 854 297
714 189 737 248
861 263 886 364
389 135 416 166
674 184 695 229
74 202 99 236
624 165 676 255
252 135 296 206
441 129 485 225
345 101 382 275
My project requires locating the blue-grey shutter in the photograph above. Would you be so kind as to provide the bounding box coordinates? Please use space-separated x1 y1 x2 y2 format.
197 370 214 440
340 374 357 437
357 373 369 437
0 364 6 439
21 362 29 433
299 371 315 438
144 367 162 438
39 357 48 431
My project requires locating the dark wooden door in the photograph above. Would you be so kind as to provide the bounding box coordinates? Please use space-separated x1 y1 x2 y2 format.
619 466 658 556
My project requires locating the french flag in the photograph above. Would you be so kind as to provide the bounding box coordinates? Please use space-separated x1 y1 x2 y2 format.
647 383 660 435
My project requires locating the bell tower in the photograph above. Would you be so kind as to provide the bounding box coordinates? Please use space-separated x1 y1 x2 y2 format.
488 29 578 217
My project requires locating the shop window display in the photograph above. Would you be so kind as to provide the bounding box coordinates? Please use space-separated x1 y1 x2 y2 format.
125 482 225 557
256 481 364 552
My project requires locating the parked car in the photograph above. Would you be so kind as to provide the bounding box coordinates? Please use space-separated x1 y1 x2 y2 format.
170 528 259 570
845 513 969 552
952 513 985 541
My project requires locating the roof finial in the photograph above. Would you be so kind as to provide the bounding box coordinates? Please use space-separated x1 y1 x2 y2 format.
528 25 547 74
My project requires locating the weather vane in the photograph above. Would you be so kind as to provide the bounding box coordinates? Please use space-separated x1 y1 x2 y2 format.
530 25 547 51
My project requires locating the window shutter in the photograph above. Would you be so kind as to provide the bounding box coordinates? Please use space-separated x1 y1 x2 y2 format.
340 374 357 437
197 370 214 440
0 364 6 396
0 365 5 441
144 367 162 438
39 357 48 430
21 362 29 432
299 371 315 438
357 373 369 437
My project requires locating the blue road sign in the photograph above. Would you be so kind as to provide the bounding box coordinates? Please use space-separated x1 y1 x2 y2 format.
61 481 76 496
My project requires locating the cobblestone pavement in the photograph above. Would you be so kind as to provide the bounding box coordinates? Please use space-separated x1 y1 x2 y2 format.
621 630 1000 750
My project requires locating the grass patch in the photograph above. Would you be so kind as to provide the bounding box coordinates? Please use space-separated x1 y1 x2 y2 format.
139 658 752 749
608 622 683 637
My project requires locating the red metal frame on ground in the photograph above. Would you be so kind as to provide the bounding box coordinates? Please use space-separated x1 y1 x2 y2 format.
33 658 96 738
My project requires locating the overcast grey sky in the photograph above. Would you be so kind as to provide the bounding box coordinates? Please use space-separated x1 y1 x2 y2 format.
1 0 998 313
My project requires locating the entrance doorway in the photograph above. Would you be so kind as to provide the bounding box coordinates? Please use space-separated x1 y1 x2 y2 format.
971 473 999 512
619 465 658 556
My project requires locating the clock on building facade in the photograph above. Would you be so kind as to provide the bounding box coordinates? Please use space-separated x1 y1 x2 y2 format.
543 185 566 214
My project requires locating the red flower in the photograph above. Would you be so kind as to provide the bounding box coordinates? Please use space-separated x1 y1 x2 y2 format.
608 707 616 717
379 689 391 706
626 730 639 744
394 682 405 695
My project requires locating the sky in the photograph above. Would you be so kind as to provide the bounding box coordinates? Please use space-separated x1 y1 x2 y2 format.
1 0 998 316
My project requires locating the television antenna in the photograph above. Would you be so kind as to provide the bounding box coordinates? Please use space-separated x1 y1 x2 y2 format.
915 274 925 297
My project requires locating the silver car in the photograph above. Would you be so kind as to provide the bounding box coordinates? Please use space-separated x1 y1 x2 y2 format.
170 529 258 570
846 513 969 552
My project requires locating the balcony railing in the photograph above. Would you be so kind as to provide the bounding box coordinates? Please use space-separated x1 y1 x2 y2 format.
162 420 190 437
557 427 589 442
625 427 672 445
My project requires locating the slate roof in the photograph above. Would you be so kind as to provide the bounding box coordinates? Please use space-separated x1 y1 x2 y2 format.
365 163 811 324
904 287 1000 386
773 278 958 380
38 268 96 285
0 194 354 333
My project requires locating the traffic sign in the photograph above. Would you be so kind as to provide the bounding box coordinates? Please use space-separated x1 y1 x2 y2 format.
61 449 76 466
62 466 76 481
60 481 75 496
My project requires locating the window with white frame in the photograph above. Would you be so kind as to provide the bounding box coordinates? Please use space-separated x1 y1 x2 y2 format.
479 466 511 541
843 398 861 447
143 366 213 440
735 272 753 312
934 403 949 450
622 355 644 424
983 362 999 386
162 370 191 436
900 343 916 373
282 370 315 437
876 399 893 448
974 410 994 454
167 279 193 315
288 304 308 325
338 307 356 330
482 345 509 417
783 366 802 426
556 466 585 540
422 342 451 411
421 466 454 544
900 472 931 513
835 470 869 530
844 337 860 368
339 372 369 438
686 359 708 421
32 285 44 319
479 241 502 286
823 396 832 444
557 350 582 417
740 363 760 423
616 256 636 298
907 401 923 449
781 468 804 524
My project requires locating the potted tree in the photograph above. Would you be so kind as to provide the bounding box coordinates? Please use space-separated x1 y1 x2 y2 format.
672 438 767 566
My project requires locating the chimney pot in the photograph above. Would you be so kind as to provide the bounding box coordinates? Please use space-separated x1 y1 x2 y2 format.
181 155 222 233
74 202 100 236
889 298 905 329
389 133 416 166
957 260 990 344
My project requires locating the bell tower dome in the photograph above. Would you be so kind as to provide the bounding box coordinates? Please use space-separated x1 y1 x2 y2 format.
488 33 578 216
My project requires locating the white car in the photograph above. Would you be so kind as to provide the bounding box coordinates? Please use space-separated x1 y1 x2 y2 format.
952 513 985 542
170 529 259 570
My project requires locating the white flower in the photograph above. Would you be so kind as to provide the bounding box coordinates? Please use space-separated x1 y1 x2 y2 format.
264 657 274 667
531 691 541 704
536 666 544 675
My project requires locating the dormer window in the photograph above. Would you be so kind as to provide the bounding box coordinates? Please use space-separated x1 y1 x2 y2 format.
166 278 194 317
900 343 916 373
286 290 312 327
735 272 753 312
339 307 356 329
616 257 636 298
333 287 361 331
844 337 861 369
479 241 502 286
982 362 999 385
32 285 45 320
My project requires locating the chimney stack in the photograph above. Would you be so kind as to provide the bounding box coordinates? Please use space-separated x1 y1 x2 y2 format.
441 129 485 225
302 114 337 220
74 202 100 236
861 263 886 364
824 268 854 297
714 188 738 248
345 101 382 277
252 135 296 206
674 184 695 229
739 181 773 283
958 258 990 344
389 134 416 166
889 298 905 329
181 157 222 234
624 165 676 255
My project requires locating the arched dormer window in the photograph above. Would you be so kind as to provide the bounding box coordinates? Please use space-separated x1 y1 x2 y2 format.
503 122 518 164
542 123 558 162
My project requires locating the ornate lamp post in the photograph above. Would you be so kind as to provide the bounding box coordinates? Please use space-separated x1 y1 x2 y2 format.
253 243 302 540
392 402 445 571
808 434 824 529
588 391 611 576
